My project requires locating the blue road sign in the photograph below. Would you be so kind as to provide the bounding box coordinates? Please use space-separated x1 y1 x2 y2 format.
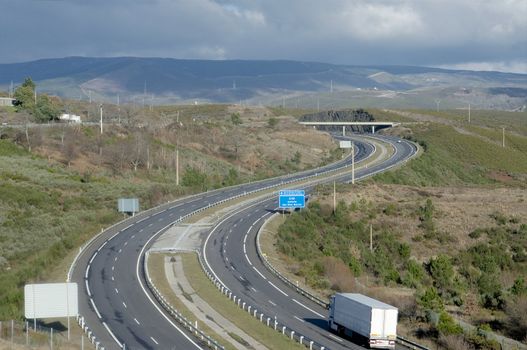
279 190 305 209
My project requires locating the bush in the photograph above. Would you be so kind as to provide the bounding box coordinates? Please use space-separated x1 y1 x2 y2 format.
418 287 444 312
436 312 463 336
428 255 454 291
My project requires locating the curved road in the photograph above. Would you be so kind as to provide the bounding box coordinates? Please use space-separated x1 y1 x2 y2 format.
70 134 416 350
203 136 417 350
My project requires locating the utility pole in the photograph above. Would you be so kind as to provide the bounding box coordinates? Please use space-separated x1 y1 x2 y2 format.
89 90 92 104
317 98 320 112
176 149 179 186
9 81 13 98
330 80 333 93
370 224 373 252
435 99 440 112
117 95 120 124
352 141 355 184
468 103 471 123
99 104 103 134
34 88 37 104
333 180 336 214
502 127 505 148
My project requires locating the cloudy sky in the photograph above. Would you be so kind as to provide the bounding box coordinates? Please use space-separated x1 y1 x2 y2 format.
2 0 526 73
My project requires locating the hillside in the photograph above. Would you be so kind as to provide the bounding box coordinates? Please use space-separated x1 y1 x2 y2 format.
0 102 343 319
268 109 527 349
0 57 526 109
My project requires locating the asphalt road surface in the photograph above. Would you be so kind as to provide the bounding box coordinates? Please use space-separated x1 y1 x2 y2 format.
70 134 416 350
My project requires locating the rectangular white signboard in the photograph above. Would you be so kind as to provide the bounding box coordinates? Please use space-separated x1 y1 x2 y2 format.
25 283 78 319
339 140 352 148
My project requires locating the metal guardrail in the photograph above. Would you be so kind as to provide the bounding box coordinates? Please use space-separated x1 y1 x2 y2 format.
196 248 330 350
68 136 400 350
144 251 226 350
255 213 430 350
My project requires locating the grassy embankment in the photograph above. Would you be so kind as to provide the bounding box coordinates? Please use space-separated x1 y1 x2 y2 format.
272 110 527 348
0 103 341 320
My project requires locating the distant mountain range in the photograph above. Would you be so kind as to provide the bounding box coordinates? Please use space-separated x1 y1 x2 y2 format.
0 57 526 110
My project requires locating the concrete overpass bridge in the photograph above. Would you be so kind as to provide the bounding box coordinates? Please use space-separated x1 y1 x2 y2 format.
298 121 399 135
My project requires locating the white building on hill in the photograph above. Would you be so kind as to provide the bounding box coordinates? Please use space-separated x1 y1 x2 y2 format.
58 113 82 123
0 97 15 106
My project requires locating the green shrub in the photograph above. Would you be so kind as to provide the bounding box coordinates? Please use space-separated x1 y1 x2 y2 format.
436 312 463 335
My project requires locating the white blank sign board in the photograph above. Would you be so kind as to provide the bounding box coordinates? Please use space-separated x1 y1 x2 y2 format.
339 140 352 148
25 283 78 318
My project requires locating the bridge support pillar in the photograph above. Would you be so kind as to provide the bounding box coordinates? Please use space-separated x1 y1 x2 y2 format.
372 126 375 134
342 126 345 136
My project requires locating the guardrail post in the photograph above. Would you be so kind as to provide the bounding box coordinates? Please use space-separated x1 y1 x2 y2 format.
309 340 314 350
248 305 251 313
266 317 270 326
253 309 257 317
242 302 245 309
260 314 263 322
291 331 295 340
299 336 304 344
282 326 286 334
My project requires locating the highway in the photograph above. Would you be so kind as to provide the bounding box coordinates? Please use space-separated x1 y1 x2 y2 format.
202 136 417 350
70 134 416 350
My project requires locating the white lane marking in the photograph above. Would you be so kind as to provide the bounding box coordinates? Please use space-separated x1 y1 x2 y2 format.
136 217 147 224
139 228 144 232
158 218 163 222
225 257 229 262
90 298 102 319
123 224 133 231
244 252 252 266
268 281 288 297
97 240 108 252
102 321 123 348
118 249 122 253
134 318 140 325
269 300 276 306
243 235 247 244
131 234 135 238
150 337 159 345
122 301 127 308
251 287 257 292
148 223 153 227
114 257 118 262
112 265 115 271
124 241 128 246
115 288 119 294
85 280 92 297
328 333 344 342
253 266 267 280
233 223 237 228
294 316 305 323
85 264 90 279
292 298 325 318
111 276 114 281
136 225 204 350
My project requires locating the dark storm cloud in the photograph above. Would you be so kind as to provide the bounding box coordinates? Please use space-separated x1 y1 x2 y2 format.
2 0 526 72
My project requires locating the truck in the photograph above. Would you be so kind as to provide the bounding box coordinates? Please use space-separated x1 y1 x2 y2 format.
328 293 398 349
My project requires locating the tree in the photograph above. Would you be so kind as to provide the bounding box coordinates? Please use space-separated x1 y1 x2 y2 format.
428 254 454 291
34 94 60 122
13 78 36 111
13 78 60 122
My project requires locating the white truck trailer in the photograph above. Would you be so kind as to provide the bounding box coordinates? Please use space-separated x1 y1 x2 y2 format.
329 293 398 349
